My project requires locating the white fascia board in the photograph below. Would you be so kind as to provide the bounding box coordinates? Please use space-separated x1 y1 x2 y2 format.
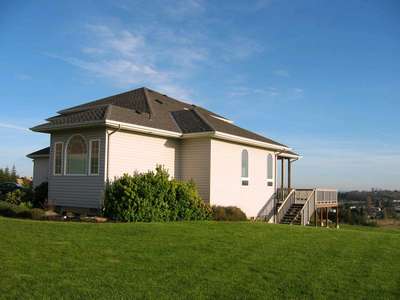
213 131 291 151
105 120 182 138
278 152 301 159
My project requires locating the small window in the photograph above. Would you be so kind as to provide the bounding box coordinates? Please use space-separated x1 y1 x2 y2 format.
89 140 100 175
66 135 87 175
241 149 249 185
267 154 273 180
54 142 63 175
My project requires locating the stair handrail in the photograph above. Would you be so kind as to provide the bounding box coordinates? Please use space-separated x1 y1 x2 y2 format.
276 189 296 224
256 192 276 222
293 189 316 225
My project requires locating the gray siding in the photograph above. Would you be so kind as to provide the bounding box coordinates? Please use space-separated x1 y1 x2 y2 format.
178 138 211 203
48 128 106 209
32 157 49 187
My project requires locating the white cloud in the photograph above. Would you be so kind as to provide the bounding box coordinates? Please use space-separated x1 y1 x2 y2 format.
16 74 32 80
57 24 201 99
228 86 279 97
0 123 28 131
163 0 205 17
274 69 290 77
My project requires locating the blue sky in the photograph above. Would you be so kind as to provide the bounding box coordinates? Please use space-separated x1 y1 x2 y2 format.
1 0 399 190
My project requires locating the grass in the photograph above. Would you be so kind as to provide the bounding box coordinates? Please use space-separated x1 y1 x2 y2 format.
0 217 399 299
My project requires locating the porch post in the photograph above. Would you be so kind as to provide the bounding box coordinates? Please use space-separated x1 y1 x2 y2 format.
288 159 292 190
281 158 285 201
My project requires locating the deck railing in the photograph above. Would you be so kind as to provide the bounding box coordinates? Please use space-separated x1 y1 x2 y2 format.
256 193 276 222
296 189 316 225
276 189 296 224
316 189 338 207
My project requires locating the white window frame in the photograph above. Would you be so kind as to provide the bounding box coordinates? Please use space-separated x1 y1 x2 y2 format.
267 153 274 187
64 134 88 176
241 149 249 186
88 139 100 176
53 142 64 176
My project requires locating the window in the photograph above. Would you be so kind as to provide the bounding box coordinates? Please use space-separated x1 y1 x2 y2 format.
54 142 63 175
89 140 100 175
267 154 274 187
66 135 87 175
241 149 249 185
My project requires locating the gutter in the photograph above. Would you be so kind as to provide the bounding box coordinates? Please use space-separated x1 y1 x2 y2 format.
106 124 121 182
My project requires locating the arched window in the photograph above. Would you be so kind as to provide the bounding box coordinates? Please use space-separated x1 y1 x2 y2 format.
241 149 249 185
267 154 273 180
66 135 87 175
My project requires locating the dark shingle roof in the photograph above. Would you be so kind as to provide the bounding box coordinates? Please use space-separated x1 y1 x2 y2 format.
31 87 289 148
27 147 50 158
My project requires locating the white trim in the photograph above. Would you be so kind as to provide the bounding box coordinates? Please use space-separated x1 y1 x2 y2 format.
64 134 88 176
210 115 234 124
53 142 64 176
105 120 181 138
214 131 290 151
278 152 301 159
88 139 100 176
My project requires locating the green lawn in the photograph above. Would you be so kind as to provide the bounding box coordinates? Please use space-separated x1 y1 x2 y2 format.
1 217 399 299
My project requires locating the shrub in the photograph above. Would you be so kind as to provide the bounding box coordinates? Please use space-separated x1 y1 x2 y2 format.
33 182 48 208
211 206 247 221
4 189 24 205
0 201 45 220
103 166 211 222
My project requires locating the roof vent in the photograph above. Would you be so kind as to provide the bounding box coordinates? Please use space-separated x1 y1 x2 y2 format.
155 99 163 104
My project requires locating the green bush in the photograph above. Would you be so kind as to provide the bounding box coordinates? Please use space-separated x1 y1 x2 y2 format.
33 182 48 208
211 206 247 221
4 189 24 205
103 166 211 222
0 201 45 220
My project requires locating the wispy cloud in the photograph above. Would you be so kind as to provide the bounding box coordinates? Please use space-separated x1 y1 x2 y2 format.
274 69 290 77
53 24 202 99
0 123 28 131
163 0 205 18
15 74 32 81
228 86 279 97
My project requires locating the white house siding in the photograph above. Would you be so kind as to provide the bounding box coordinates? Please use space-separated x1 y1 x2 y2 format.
107 130 179 180
209 138 276 218
178 138 211 203
48 128 106 209
32 157 49 187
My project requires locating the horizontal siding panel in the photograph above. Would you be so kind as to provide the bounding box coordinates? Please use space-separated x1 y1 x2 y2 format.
108 130 178 180
48 128 106 209
178 138 211 202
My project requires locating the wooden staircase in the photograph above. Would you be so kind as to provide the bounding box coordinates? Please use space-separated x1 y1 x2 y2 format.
279 203 303 225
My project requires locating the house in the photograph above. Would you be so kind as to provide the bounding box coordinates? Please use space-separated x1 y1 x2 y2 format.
27 87 337 224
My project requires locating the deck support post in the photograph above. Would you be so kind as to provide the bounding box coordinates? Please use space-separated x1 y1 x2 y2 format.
281 159 285 201
314 207 317 227
326 207 329 228
320 207 323 227
336 206 339 229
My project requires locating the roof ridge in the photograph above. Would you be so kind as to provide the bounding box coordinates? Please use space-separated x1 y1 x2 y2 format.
142 87 154 120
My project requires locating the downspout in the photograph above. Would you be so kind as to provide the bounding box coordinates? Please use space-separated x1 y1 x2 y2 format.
106 125 121 182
